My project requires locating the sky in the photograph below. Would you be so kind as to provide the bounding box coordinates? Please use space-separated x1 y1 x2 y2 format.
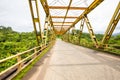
0 0 119 34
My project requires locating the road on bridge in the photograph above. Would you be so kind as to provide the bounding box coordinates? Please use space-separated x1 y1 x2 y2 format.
22 39 120 80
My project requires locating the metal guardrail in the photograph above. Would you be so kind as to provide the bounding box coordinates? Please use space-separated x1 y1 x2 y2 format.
0 42 53 79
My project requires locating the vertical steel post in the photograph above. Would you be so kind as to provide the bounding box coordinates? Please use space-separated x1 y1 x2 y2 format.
72 27 75 43
68 30 70 42
79 18 85 44
35 0 43 43
28 0 43 45
28 0 39 45
44 16 49 45
17 55 22 71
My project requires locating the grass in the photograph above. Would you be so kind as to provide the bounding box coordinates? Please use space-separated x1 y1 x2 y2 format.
12 44 53 80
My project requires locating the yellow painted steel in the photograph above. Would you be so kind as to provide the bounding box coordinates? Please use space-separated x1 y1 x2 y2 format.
63 0 104 34
68 30 70 42
44 16 49 45
28 0 42 45
40 0 54 29
0 41 55 79
39 0 104 35
49 6 87 10
28 0 39 45
28 0 110 48
79 18 85 44
51 16 78 19
29 0 105 46
35 0 42 35
101 2 120 47
84 15 99 48
60 0 73 34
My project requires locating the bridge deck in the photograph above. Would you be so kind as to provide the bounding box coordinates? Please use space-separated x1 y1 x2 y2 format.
22 39 120 80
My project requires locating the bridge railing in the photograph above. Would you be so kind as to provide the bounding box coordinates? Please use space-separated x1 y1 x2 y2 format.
0 41 54 79
62 33 120 54
103 44 120 54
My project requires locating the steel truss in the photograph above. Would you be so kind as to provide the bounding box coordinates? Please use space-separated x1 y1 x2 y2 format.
28 0 119 48
101 2 120 47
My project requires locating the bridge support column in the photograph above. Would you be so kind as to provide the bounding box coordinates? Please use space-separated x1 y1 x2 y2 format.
72 27 75 44
50 26 55 41
34 48 37 58
79 18 85 45
101 2 120 48
43 16 49 45
28 0 43 45
17 55 22 71
68 30 70 42
84 15 99 48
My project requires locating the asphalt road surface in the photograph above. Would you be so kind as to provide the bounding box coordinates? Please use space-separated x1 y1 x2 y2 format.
22 39 120 80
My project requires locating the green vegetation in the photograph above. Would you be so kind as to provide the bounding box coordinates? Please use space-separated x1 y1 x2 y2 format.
0 26 37 72
62 29 120 55
0 26 54 80
0 26 37 59
56 35 62 39
12 44 52 80
0 25 119 79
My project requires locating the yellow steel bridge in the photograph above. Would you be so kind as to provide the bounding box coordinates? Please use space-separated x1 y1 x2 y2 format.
0 0 120 80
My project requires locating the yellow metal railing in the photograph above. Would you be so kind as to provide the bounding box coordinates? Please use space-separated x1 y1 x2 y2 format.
0 41 54 79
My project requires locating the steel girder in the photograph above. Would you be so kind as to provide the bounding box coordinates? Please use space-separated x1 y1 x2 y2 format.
28 0 42 45
63 0 104 34
84 15 98 48
79 18 85 44
101 2 120 47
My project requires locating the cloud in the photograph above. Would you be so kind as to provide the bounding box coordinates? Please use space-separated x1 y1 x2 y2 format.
0 0 33 32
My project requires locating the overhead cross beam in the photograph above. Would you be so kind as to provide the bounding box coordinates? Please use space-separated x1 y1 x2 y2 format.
51 16 78 18
54 25 71 26
30 0 104 36
53 22 73 24
63 0 104 34
55 27 65 35
60 0 73 34
49 6 87 10
40 0 54 30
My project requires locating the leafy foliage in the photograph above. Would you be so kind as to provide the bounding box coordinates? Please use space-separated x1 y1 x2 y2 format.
0 26 54 73
62 29 120 55
0 26 37 60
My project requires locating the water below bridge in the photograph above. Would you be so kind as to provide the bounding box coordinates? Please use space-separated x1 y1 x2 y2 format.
22 39 120 80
